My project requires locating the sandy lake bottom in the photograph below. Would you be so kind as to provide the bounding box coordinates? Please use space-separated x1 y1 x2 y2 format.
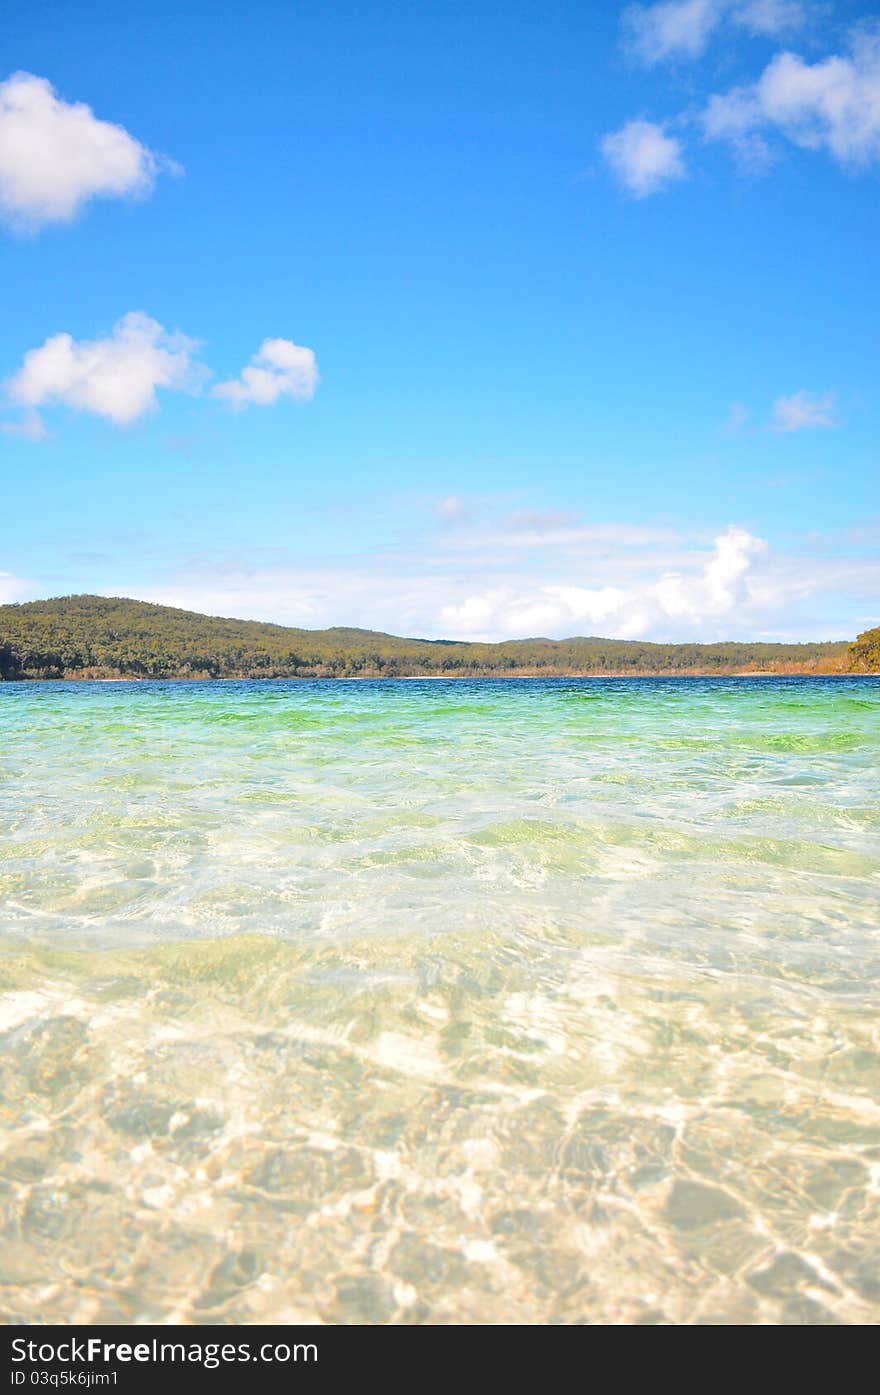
1 676 878 1324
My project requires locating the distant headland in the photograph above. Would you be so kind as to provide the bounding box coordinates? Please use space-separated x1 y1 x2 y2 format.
1 595 878 681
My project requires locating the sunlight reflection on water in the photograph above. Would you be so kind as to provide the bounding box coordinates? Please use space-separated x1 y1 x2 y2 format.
1 676 878 1323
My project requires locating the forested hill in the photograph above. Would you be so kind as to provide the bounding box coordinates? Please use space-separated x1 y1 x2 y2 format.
849 626 880 672
0 594 866 680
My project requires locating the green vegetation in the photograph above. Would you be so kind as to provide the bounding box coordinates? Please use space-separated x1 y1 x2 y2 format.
0 594 860 680
849 626 880 672
0 591 864 677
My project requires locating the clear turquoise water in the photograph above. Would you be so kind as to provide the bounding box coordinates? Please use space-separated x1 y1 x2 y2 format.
1 676 878 1324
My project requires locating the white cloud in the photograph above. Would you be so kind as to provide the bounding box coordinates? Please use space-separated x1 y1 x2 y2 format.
4 320 318 431
213 338 319 409
439 527 771 639
601 119 687 196
623 1 723 65
5 312 206 427
622 0 806 64
0 72 174 231
704 30 880 167
653 525 767 619
772 389 835 431
440 584 635 639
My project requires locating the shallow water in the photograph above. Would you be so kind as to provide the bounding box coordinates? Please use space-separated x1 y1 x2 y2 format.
1 675 878 1324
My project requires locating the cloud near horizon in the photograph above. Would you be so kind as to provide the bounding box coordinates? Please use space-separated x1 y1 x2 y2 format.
438 527 771 639
0 72 175 231
7 516 874 643
39 523 840 644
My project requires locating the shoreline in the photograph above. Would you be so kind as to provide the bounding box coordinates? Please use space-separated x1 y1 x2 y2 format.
2 668 873 684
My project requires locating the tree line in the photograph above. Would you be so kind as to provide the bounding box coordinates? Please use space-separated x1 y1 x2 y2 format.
0 594 866 681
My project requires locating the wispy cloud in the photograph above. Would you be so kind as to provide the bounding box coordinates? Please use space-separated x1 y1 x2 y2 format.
723 402 751 434
0 72 178 231
507 509 580 533
622 1 724 65
600 119 687 195
433 495 471 524
622 0 809 66
1 407 49 441
734 1 809 40
772 389 835 431
439 521 681 554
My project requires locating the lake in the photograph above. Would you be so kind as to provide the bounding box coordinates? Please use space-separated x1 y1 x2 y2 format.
1 676 878 1323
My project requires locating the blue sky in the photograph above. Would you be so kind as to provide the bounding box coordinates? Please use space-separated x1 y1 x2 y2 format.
1 0 877 641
